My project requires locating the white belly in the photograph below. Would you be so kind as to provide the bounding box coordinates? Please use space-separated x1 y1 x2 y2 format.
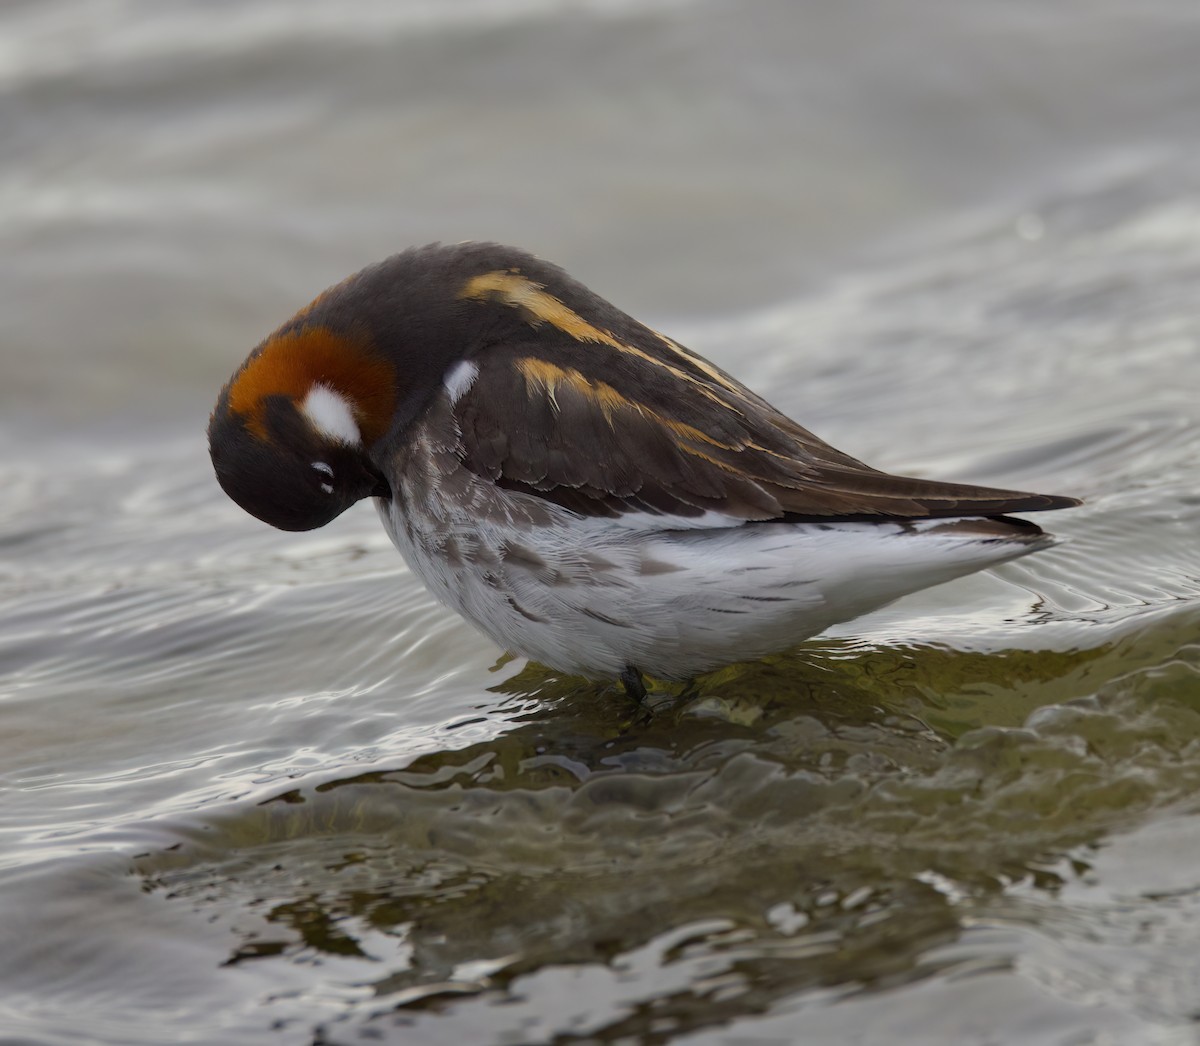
376 487 1046 681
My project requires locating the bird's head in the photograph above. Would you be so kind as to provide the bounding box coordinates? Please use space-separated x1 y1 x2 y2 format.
208 241 602 531
208 325 396 532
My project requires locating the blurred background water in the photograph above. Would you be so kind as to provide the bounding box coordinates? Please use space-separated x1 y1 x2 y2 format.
2 1 1199 1043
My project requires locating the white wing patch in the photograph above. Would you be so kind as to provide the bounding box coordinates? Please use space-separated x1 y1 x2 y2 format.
302 384 362 445
443 360 479 406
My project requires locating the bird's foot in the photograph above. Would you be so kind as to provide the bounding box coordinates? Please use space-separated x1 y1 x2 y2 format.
620 663 649 706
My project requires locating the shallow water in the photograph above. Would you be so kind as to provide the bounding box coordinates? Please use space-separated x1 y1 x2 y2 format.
3 2 1200 1044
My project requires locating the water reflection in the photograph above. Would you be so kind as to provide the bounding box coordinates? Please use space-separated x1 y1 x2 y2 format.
129 617 1200 1040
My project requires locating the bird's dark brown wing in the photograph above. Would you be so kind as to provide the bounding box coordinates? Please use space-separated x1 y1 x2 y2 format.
449 271 1078 523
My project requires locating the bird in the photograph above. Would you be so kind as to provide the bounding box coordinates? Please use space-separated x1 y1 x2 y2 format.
208 242 1079 700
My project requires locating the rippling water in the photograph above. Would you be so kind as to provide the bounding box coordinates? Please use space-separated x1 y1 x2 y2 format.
4 2 1200 1044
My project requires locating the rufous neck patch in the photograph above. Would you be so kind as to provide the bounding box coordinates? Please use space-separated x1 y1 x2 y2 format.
228 326 396 445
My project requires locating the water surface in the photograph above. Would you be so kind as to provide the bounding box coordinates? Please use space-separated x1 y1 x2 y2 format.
3 2 1200 1043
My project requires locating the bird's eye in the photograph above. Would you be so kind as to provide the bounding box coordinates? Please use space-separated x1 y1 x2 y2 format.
312 461 335 494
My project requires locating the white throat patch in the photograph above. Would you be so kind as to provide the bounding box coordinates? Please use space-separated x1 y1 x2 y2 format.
302 384 362 445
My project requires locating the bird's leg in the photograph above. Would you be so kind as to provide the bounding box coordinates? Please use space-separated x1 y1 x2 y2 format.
620 664 649 706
